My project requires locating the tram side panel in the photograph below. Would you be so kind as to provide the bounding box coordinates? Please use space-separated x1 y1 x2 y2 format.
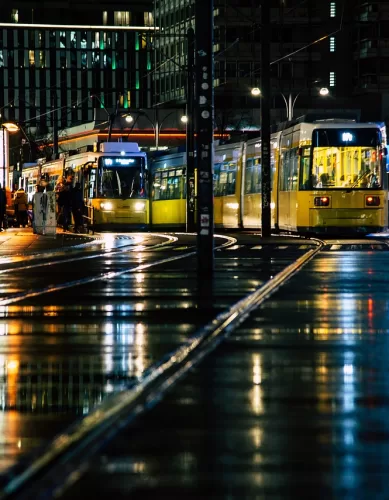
241 135 279 230
150 152 187 230
214 142 244 229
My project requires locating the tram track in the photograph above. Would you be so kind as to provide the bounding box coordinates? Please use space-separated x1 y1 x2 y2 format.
0 234 236 306
0 236 323 499
0 233 170 273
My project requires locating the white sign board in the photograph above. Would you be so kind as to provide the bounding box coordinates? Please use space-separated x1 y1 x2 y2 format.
33 192 56 236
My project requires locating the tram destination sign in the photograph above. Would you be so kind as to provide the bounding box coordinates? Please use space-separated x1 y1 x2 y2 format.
100 157 141 167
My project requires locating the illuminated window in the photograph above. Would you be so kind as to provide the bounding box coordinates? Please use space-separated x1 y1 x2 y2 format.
102 11 108 25
330 2 336 17
11 9 18 23
39 51 45 67
29 50 35 65
330 37 336 52
144 12 153 27
329 71 336 87
114 11 130 26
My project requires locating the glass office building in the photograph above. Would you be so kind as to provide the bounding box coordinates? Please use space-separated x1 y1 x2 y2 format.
0 3 154 136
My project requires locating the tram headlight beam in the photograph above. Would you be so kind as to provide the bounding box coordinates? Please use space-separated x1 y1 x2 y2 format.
100 202 113 210
134 202 145 211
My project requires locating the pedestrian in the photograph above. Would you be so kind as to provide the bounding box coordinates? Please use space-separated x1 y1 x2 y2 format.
0 185 6 231
13 186 28 227
71 182 84 233
57 181 72 231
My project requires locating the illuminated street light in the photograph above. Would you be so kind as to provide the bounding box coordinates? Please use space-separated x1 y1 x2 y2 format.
251 87 330 121
2 122 20 133
124 111 185 150
0 123 21 189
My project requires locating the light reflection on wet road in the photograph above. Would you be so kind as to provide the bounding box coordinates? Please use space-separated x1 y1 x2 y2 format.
0 233 311 473
60 247 389 499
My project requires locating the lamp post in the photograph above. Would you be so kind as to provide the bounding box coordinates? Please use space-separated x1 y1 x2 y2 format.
251 87 330 121
125 111 186 150
0 125 6 189
0 122 27 190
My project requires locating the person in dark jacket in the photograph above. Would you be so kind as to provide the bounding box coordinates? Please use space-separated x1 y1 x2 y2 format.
57 182 72 231
71 182 84 233
14 187 28 227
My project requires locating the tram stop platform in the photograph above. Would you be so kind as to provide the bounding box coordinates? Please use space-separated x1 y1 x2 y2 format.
0 227 94 256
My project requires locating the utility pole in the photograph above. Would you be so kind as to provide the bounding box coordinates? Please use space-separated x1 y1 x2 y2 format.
260 0 271 237
52 91 58 160
195 0 214 274
186 26 196 233
108 96 120 142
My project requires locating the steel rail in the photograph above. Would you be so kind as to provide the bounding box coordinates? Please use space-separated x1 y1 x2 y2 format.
0 234 236 306
0 237 323 499
0 233 177 275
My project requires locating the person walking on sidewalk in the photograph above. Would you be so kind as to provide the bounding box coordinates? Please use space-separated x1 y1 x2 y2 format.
13 187 28 228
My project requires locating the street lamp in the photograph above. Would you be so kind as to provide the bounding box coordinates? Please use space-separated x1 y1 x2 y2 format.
124 111 187 150
251 87 330 121
0 125 8 190
0 122 27 190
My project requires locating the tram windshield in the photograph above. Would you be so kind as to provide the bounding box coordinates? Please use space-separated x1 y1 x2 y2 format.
97 157 146 198
300 128 383 190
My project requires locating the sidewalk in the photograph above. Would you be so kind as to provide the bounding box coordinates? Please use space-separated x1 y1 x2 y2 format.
0 227 95 256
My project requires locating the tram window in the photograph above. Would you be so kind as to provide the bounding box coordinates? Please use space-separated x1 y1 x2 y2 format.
245 157 261 194
215 160 237 196
214 163 221 196
100 166 145 198
153 170 181 200
300 157 312 190
290 149 299 191
153 172 162 200
279 150 290 191
311 145 382 189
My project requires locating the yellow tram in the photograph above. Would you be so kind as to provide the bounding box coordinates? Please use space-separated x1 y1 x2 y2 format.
63 142 149 230
22 142 149 231
150 116 388 234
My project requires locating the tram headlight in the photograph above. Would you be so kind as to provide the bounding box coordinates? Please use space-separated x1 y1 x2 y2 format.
314 196 330 207
365 195 380 206
134 202 145 211
100 202 113 210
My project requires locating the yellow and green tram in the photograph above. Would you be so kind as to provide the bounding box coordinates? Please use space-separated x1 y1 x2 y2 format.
150 117 388 234
63 143 149 230
22 142 150 231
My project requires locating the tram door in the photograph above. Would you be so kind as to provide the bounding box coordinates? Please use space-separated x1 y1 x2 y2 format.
82 164 97 226
278 134 293 230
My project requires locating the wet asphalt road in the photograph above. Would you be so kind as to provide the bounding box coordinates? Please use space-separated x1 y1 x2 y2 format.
58 240 389 499
0 232 313 475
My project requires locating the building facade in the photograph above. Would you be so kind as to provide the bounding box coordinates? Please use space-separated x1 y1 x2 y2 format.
0 1 154 141
154 0 389 127
2 0 389 150
353 0 389 122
